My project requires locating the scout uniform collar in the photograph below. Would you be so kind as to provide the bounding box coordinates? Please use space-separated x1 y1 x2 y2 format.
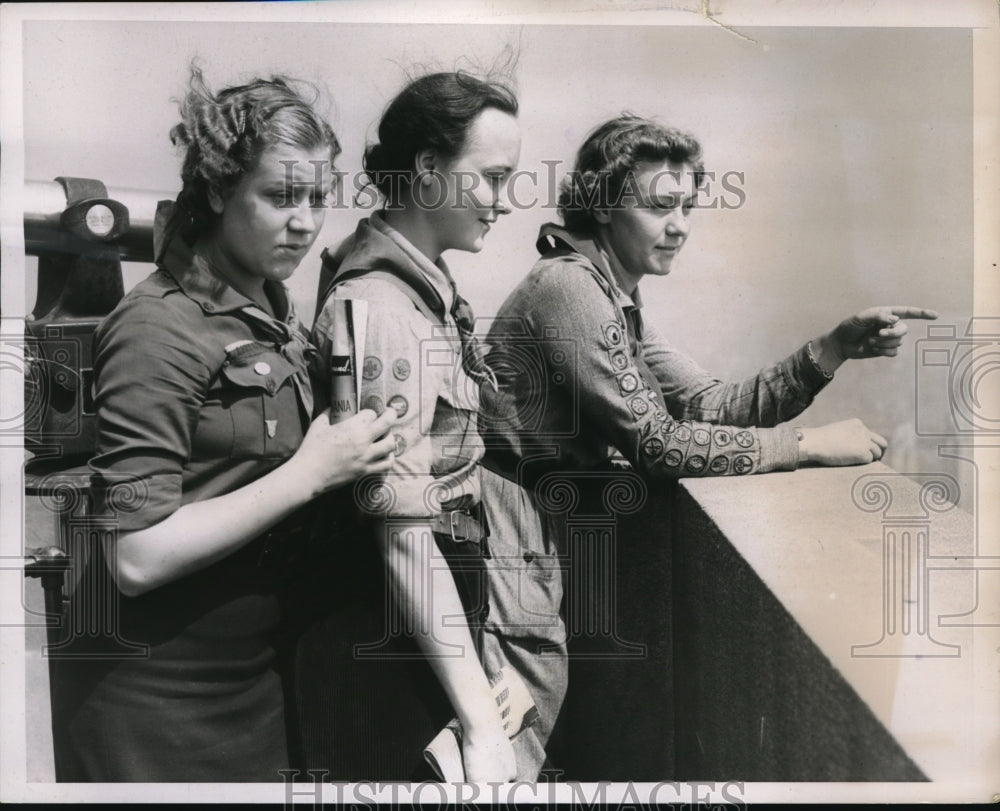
369 213 458 317
535 222 644 312
153 199 295 323
320 212 497 391
153 199 315 416
319 211 456 322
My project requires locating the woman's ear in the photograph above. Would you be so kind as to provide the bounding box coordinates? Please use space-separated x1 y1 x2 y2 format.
594 207 612 225
207 185 225 215
414 149 436 185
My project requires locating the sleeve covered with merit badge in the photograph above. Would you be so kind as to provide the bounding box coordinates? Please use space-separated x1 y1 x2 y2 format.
498 253 812 478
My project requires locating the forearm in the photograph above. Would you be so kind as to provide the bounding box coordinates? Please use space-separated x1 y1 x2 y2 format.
807 332 847 377
653 344 830 428
109 457 318 596
378 523 498 733
638 319 826 428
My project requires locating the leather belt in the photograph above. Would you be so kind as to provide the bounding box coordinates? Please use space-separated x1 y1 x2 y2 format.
430 508 486 544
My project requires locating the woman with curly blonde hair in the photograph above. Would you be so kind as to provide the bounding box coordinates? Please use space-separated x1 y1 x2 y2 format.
51 65 396 782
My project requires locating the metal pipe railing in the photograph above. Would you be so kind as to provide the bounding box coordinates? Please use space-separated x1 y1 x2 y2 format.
23 179 175 264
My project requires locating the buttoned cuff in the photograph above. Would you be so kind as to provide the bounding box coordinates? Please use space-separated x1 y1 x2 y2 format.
782 343 834 396
757 425 801 473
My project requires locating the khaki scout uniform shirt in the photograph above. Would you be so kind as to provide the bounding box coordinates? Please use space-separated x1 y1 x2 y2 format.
480 223 831 483
311 213 482 518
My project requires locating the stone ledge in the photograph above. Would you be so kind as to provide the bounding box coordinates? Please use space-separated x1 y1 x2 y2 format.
674 461 996 783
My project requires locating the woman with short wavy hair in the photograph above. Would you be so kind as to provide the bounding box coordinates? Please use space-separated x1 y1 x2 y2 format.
478 112 937 778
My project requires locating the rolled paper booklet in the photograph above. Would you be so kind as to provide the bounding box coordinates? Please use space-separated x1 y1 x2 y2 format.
326 298 367 423
329 352 355 421
423 665 540 783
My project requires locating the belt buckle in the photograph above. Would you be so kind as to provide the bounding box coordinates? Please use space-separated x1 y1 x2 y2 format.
449 509 465 543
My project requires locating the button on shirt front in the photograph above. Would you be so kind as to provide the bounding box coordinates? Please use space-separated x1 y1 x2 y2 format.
89 215 315 532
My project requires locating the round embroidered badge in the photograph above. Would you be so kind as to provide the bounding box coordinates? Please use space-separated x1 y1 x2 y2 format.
363 356 383 381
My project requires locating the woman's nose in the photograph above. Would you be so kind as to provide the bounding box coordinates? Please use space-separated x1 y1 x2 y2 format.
493 182 513 216
289 198 318 232
664 207 689 236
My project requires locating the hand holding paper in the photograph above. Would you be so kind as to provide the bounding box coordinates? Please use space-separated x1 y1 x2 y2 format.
423 665 540 783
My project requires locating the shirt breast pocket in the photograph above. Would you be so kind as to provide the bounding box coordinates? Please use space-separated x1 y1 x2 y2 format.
219 347 301 459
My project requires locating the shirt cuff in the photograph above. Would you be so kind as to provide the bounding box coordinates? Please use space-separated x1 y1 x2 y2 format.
781 343 834 397
757 425 801 472
89 471 182 533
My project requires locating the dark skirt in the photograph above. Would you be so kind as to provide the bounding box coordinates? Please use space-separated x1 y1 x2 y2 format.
50 538 291 782
289 520 487 781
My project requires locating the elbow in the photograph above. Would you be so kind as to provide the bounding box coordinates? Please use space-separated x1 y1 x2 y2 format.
112 560 157 597
104 538 160 597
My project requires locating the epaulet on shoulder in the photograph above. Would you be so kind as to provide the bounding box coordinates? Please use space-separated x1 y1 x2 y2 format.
333 270 403 294
97 271 189 338
533 251 610 291
535 249 591 269
552 252 591 266
122 268 180 301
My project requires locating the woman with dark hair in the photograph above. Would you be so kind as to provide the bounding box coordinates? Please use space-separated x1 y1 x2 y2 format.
477 113 937 778
295 71 521 781
53 66 397 782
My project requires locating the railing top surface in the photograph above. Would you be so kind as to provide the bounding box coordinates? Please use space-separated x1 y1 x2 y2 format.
677 462 996 785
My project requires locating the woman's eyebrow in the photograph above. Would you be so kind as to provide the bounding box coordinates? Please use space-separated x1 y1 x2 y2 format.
645 190 694 207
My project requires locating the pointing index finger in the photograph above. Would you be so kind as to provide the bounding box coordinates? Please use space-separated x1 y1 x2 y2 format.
888 306 938 321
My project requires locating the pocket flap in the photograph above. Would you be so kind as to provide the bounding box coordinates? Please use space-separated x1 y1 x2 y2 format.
484 534 564 642
221 343 297 394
